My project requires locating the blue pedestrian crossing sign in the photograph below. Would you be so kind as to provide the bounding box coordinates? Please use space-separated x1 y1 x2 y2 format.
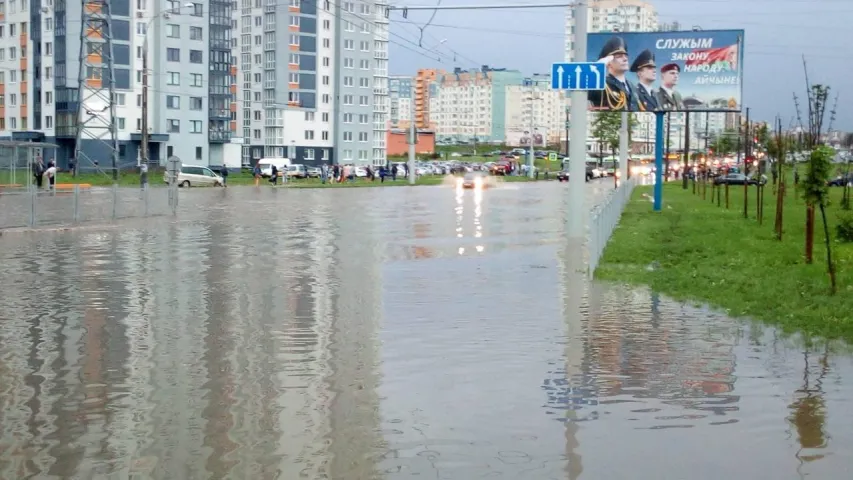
551 62 606 91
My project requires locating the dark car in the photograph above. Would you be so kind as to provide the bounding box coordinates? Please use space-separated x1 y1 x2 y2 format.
714 173 766 186
828 175 853 187
557 171 570 182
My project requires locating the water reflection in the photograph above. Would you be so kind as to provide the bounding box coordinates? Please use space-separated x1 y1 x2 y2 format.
1 185 853 479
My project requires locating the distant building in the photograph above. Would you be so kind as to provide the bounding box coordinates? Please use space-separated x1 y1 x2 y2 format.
505 75 569 147
432 66 524 143
564 0 658 62
389 76 413 128
386 129 435 156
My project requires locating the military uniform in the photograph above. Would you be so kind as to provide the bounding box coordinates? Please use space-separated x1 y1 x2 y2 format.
655 63 685 110
630 49 659 112
587 36 638 111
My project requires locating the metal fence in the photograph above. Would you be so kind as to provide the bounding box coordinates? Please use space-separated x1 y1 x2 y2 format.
588 177 637 277
0 185 175 230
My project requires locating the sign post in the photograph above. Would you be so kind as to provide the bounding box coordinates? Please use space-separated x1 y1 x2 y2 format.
654 113 665 211
167 155 181 215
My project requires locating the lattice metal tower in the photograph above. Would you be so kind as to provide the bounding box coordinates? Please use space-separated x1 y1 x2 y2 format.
75 0 119 180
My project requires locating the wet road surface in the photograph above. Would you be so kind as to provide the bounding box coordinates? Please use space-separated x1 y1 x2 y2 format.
1 181 852 479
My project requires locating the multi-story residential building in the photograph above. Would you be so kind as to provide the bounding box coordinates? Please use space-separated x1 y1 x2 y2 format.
232 0 387 167
432 66 523 143
564 0 658 61
413 68 439 129
388 75 412 128
0 0 233 168
505 75 568 146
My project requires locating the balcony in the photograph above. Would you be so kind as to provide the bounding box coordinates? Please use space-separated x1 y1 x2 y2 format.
374 51 387 59
373 87 388 95
209 130 232 142
209 108 230 119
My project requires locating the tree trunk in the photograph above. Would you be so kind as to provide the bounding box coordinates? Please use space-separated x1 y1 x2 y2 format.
818 203 837 294
743 183 749 219
805 204 815 264
725 183 729 209
775 182 785 240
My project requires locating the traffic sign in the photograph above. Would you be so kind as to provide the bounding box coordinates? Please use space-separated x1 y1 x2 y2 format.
548 152 558 163
551 62 606 91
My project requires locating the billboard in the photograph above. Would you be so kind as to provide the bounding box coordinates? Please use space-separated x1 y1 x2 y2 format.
505 127 546 148
585 30 744 112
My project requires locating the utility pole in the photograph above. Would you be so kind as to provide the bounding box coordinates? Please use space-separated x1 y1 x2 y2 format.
618 6 630 183
682 112 690 189
528 83 536 179
567 1 588 238
141 36 150 168
744 107 751 173
564 106 570 157
665 112 671 181
75 0 119 181
408 94 417 185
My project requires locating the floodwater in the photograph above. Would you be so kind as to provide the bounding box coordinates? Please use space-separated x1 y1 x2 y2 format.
1 181 852 479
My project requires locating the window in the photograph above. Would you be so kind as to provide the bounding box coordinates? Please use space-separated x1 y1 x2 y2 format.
344 39 354 50
321 131 329 140
343 131 353 141
290 16 299 27
167 48 180 62
343 149 352 160
322 112 329 122
45 91 53 105
322 57 330 67
166 95 180 108
359 3 370 14
190 73 203 86
322 38 330 48
289 34 299 46
343 113 352 123
358 132 368 142
343 94 353 105
358 95 369 106
305 148 314 160
343 76 353 86
45 42 53 55
322 94 330 104
190 26 203 40
189 50 203 63
344 57 353 68
360 41 369 51
167 72 180 85
359 77 370 87
191 2 203 16
167 24 179 38
136 22 147 35
289 72 299 83
322 75 329 86
360 59 370 69
305 130 314 140
359 151 368 161
190 97 203 110
190 120 202 133
345 21 354 32
358 114 368 124
323 19 330 30
305 111 314 121
117 117 125 129
361 22 370 33
196 147 203 160
167 119 180 132
289 53 299 64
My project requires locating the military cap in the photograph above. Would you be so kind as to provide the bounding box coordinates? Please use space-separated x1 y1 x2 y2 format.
598 36 628 60
630 49 655 72
660 63 680 73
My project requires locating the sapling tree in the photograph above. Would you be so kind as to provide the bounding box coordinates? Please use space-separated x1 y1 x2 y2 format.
801 145 836 293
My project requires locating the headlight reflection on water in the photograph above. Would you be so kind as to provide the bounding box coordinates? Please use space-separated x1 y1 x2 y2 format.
455 179 485 255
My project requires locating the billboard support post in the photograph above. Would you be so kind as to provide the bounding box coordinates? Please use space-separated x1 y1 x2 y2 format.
654 112 665 211
567 1 588 239
619 111 629 183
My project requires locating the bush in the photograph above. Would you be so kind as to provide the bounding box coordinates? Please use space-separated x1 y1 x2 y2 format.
837 212 853 243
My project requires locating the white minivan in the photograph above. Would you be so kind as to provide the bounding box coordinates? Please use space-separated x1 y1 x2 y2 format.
256 157 291 178
164 165 224 187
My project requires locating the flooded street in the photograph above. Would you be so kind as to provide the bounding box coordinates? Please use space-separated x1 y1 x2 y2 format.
2 182 852 479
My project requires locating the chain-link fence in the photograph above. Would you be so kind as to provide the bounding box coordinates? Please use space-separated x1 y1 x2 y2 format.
0 185 176 230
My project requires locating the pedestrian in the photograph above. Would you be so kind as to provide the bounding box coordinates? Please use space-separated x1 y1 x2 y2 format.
219 164 228 187
44 161 57 192
379 166 386 183
140 162 149 189
34 157 45 189
321 164 328 184
270 164 279 186
391 164 397 181
253 163 261 186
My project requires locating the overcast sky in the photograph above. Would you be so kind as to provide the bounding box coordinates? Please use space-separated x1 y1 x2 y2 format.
387 0 853 131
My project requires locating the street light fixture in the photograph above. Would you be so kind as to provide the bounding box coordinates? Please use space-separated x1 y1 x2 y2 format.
140 3 195 167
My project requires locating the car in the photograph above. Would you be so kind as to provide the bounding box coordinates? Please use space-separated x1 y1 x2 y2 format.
307 166 322 178
460 172 487 189
714 173 767 186
163 165 223 187
828 175 853 187
557 171 570 182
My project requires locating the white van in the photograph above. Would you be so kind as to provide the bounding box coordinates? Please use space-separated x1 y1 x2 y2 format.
256 157 291 178
163 165 223 187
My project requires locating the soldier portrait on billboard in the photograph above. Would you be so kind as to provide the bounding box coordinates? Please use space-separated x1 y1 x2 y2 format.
587 36 638 111
655 63 684 110
630 49 659 112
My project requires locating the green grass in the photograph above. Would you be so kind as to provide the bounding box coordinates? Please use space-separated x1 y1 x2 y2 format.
597 181 853 341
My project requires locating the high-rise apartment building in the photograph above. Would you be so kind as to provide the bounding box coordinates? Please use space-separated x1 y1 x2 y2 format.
0 0 234 167
232 0 388 167
505 75 568 146
388 75 412 128
564 0 658 62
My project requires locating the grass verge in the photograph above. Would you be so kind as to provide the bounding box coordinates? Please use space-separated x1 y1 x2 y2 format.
596 181 853 341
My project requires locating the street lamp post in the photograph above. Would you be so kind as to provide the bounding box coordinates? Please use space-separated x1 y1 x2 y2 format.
141 4 193 167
